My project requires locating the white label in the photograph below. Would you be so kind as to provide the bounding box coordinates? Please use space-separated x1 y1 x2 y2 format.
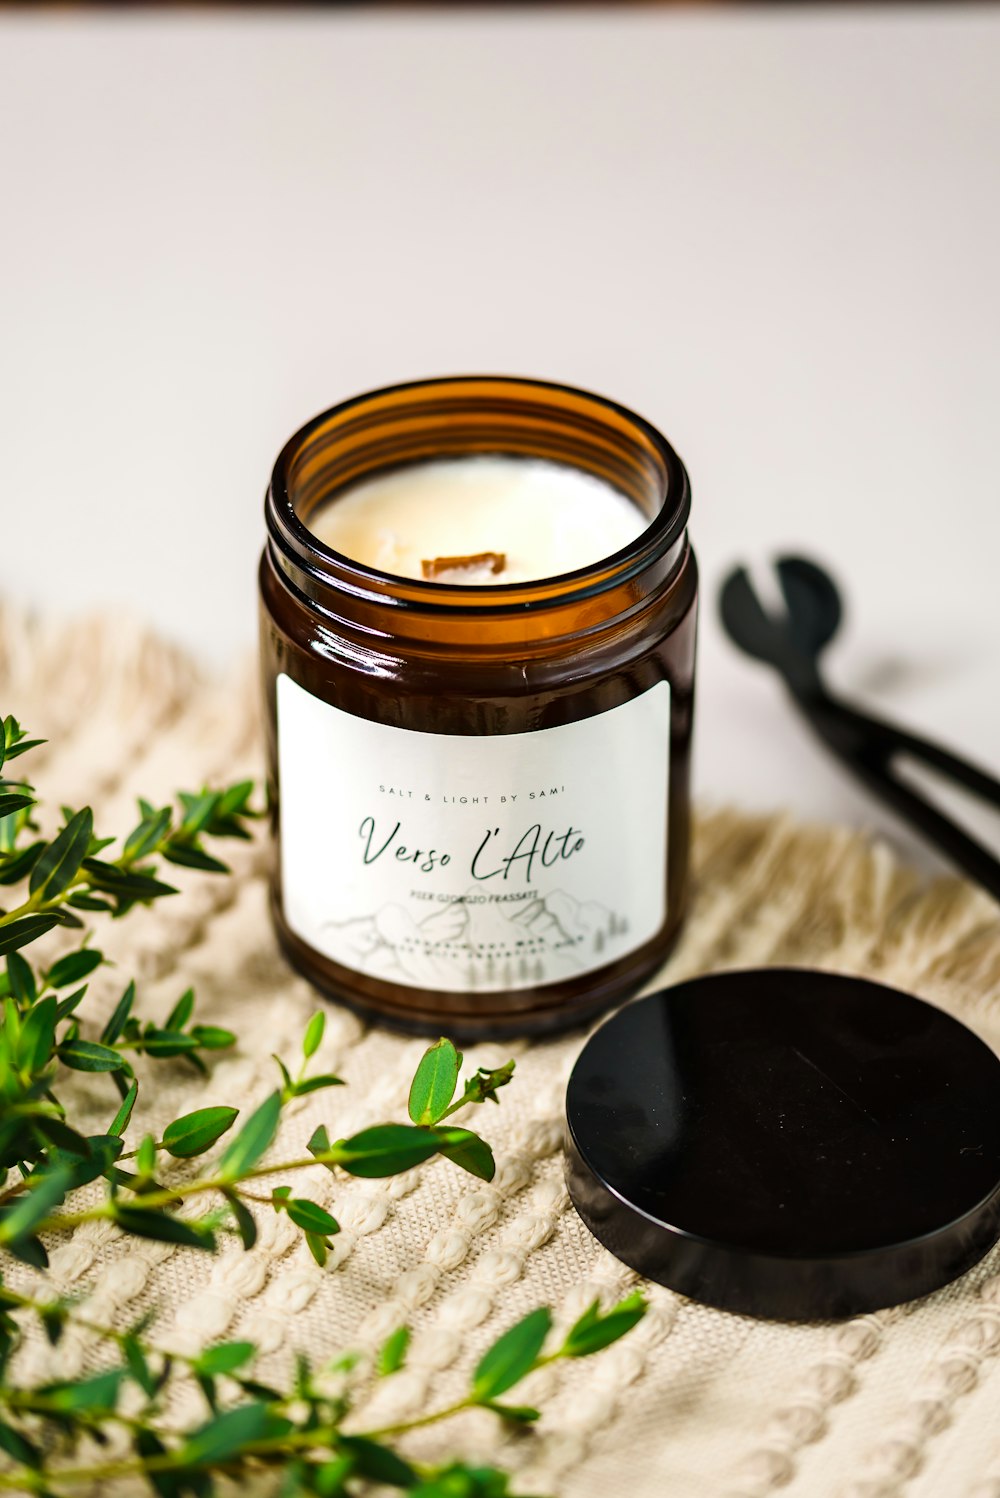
277 674 670 993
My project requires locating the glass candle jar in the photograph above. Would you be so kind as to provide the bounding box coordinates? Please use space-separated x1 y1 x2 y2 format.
260 376 697 1039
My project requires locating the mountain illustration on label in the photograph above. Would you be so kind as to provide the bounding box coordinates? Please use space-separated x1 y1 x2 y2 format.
323 885 630 991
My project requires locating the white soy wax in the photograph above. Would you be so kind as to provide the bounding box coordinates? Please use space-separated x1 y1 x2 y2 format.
309 456 648 584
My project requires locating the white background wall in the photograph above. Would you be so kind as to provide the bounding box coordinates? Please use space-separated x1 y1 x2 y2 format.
2 8 998 873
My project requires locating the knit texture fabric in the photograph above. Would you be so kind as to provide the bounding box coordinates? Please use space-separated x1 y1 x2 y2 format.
3 604 999 1498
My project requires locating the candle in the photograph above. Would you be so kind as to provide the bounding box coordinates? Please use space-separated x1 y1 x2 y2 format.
309 457 648 584
261 377 697 1040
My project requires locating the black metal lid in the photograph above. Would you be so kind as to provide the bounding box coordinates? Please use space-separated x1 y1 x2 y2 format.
565 969 1000 1321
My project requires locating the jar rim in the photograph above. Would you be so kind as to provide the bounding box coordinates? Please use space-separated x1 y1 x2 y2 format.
266 375 691 617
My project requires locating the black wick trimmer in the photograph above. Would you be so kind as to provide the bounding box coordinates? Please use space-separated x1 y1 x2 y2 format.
719 555 1000 901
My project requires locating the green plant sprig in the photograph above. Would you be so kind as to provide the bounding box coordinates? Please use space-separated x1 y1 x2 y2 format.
0 716 518 1273
1 1020 514 1270
0 1273 647 1497
1 718 258 1188
0 714 259 941
0 711 649 1496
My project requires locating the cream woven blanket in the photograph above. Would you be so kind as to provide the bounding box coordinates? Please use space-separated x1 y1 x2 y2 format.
3 605 999 1498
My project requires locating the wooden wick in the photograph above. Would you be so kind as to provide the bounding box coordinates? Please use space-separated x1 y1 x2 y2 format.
421 551 507 580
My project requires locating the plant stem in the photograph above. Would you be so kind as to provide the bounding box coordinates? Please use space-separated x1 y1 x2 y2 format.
0 821 181 930
0 1292 511 1492
0 885 45 928
361 1395 478 1440
0 1397 490 1493
31 1149 348 1234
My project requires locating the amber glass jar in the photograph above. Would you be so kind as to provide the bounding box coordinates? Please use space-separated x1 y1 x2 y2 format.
260 377 697 1039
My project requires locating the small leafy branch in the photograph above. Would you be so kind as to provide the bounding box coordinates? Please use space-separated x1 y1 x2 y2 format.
0 1279 647 1495
0 718 514 1269
1 712 259 1241
0 714 648 1494
1 714 258 941
1 1016 517 1270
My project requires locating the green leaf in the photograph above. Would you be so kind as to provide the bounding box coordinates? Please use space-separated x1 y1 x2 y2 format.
41 1306 65 1345
194 1369 220 1413
216 779 256 819
225 1192 258 1250
0 809 25 857
136 1134 157 1175
0 1418 41 1468
32 1114 90 1159
29 808 93 902
16 994 56 1073
100 980 136 1044
162 843 229 875
311 1457 355 1498
165 987 195 1030
61 1134 123 1185
302 1010 325 1059
162 1106 239 1159
46 947 103 988
472 1308 551 1401
5 1235 48 1269
562 1291 647 1357
110 1064 133 1101
0 914 60 956
432 1127 495 1183
291 1072 344 1096
194 1340 256 1376
0 793 33 820
217 1090 281 1181
284 1199 339 1236
0 1165 72 1246
54 984 89 1020
113 1206 215 1250
188 1023 236 1051
134 1430 176 1498
176 790 222 836
109 1080 139 1138
0 841 44 885
307 1123 335 1172
408 1037 461 1125
1 726 45 762
48 905 84 929
0 990 19 1031
123 1335 157 1397
58 1038 127 1073
7 951 36 1004
66 890 113 913
136 1028 199 1057
305 1232 328 1266
81 858 178 903
123 805 172 862
484 1401 541 1424
338 1435 417 1488
41 1368 126 1412
377 1325 410 1376
179 1403 281 1465
332 1123 443 1178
